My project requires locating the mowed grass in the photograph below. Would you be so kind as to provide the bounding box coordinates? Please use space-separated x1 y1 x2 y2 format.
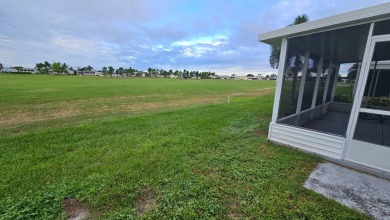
0 75 367 219
0 74 274 135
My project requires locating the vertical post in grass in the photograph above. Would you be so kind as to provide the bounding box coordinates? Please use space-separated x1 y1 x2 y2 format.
228 96 230 104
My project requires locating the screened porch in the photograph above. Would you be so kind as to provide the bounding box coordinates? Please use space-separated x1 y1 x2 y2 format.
276 23 372 137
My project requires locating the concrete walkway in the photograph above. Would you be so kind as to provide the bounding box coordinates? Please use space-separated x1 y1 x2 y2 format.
305 162 390 219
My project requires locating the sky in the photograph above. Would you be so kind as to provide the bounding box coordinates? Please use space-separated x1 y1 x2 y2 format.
0 0 388 75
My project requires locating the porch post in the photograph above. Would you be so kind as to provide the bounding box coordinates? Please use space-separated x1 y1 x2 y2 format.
322 62 333 104
352 63 362 98
343 22 375 159
295 51 310 114
367 61 378 98
330 64 341 102
270 38 288 123
311 57 324 108
372 70 381 97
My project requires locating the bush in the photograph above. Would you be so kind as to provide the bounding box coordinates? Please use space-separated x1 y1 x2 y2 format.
367 96 390 107
334 95 352 103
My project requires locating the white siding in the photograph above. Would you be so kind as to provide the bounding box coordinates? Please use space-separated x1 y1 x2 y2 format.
269 123 345 159
346 140 390 173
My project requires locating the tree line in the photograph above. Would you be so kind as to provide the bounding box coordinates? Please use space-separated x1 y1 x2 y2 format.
35 61 70 74
100 66 216 79
32 61 217 79
1 61 217 79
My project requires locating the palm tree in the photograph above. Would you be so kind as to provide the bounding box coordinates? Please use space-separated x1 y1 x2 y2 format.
35 63 44 74
269 14 309 100
117 67 124 77
347 63 359 80
269 14 309 69
293 14 309 25
60 63 69 74
270 46 281 69
52 62 61 73
43 61 51 74
108 66 114 77
102 67 107 76
287 52 305 100
14 66 23 72
0 63 3 73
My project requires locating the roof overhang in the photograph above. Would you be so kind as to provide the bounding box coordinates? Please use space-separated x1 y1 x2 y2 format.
259 3 390 46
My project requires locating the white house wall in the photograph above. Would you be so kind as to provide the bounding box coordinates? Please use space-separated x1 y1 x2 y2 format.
269 123 345 159
346 140 390 173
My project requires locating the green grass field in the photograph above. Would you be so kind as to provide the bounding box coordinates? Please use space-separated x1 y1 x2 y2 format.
0 75 367 219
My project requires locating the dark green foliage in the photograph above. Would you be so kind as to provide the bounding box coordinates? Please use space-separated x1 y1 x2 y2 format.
293 14 309 25
348 63 359 79
269 45 281 69
367 96 390 107
269 14 309 69
334 95 352 103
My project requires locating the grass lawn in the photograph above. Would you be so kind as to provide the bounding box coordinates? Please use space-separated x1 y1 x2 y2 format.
0 75 367 219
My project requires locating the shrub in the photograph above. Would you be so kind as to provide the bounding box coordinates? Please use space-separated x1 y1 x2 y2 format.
367 96 390 107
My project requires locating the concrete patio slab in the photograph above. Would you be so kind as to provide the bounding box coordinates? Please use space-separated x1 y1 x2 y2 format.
304 162 390 219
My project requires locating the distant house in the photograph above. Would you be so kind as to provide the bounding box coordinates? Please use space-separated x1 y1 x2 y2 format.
2 67 35 73
76 70 98 76
2 67 17 73
20 68 36 73
259 3 390 176
213 75 230 79
341 79 349 84
257 75 265 80
265 74 277 80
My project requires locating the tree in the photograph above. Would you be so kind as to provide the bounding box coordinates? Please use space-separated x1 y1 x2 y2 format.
146 68 152 77
125 67 134 77
117 67 124 77
269 46 281 69
108 66 114 77
269 14 309 69
102 67 108 76
195 71 200 79
52 62 61 73
246 74 254 77
13 66 23 72
43 61 51 74
35 63 44 74
286 51 305 99
270 14 310 100
347 63 359 80
182 69 189 79
293 14 310 25
0 63 3 72
60 63 69 74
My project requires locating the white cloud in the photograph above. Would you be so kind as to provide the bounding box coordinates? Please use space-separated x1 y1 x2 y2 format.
181 46 213 58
